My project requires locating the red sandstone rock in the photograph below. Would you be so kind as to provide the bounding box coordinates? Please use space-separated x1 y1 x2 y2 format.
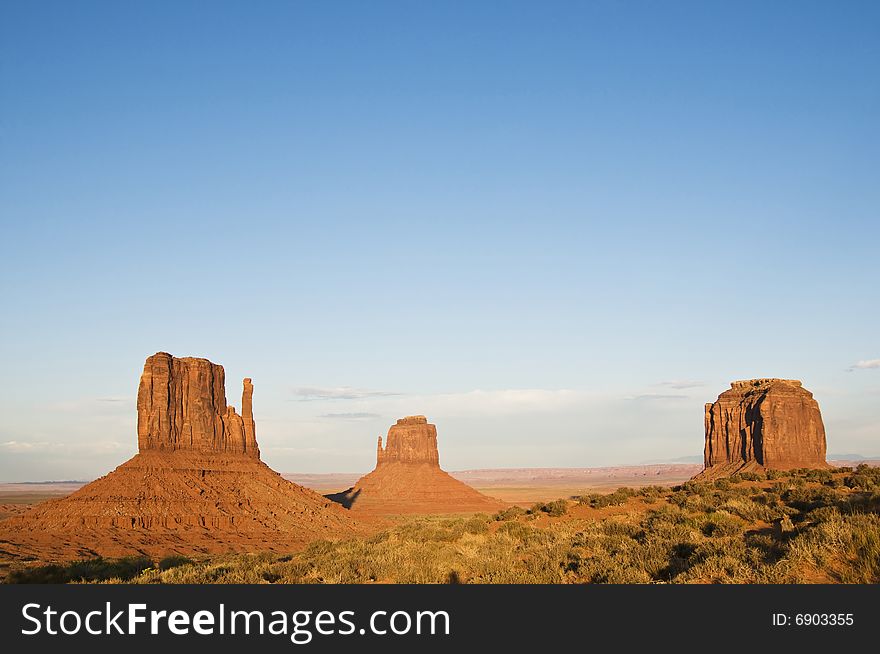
377 415 440 465
137 352 259 457
0 352 366 562
696 378 828 479
330 415 505 515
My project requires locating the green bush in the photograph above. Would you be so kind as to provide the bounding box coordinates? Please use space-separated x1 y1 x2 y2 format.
582 487 638 509
528 502 548 515
700 513 744 537
637 485 668 499
527 500 568 516
494 506 526 521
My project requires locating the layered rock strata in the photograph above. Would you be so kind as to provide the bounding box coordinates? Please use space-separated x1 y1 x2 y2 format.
696 378 828 480
0 353 364 562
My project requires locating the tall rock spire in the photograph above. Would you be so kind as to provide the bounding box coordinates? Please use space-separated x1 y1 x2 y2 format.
242 377 259 457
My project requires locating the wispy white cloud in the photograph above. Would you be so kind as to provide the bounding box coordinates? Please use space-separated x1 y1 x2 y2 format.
848 359 880 371
292 386 402 401
319 412 382 421
654 380 705 390
627 393 689 401
409 389 589 416
49 397 133 412
0 440 47 453
0 440 129 455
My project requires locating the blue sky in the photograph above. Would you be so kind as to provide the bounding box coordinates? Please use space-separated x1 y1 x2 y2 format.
1 1 878 481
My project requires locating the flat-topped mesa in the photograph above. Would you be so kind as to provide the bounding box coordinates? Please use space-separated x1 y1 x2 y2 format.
699 377 827 479
136 352 260 457
376 415 440 466
730 378 803 390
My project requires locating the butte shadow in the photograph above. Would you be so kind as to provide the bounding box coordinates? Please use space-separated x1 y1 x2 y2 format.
0 352 366 563
327 415 506 515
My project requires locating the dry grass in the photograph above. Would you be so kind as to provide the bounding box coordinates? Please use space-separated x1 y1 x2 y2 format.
7 465 880 584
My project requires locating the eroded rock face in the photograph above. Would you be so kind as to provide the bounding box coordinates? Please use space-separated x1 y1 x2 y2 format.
376 415 440 466
329 415 505 514
136 352 259 457
699 378 827 478
0 352 364 561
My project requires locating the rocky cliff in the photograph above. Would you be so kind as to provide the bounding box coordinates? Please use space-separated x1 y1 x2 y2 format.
136 352 259 457
376 415 440 466
698 378 828 479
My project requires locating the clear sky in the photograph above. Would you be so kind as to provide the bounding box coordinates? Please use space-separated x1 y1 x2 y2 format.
1 1 878 481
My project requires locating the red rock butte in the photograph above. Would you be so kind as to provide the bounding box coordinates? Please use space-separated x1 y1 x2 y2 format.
137 353 260 456
328 416 506 514
696 378 829 480
0 352 365 562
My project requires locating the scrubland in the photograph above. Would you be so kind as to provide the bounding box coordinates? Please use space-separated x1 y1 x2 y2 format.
7 465 879 584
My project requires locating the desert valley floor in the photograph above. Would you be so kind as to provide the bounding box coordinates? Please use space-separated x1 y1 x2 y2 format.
0 464 705 522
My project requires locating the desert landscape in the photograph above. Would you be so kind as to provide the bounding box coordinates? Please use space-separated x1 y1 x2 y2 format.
0 353 877 584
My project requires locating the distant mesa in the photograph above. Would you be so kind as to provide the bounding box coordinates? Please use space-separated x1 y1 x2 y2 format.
0 352 364 562
328 415 506 514
695 378 829 480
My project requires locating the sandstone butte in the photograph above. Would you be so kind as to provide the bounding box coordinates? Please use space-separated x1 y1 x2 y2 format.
695 378 829 480
0 352 366 562
328 416 506 514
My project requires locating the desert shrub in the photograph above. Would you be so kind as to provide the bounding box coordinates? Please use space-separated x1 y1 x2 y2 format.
700 512 744 537
158 555 192 571
602 519 641 538
464 514 490 534
782 485 843 511
497 520 535 539
583 487 638 509
802 468 833 483
9 556 154 584
679 481 712 495
528 502 548 515
494 506 526 521
718 497 779 522
643 505 692 530
845 466 880 491
637 485 667 499
526 500 568 517
752 490 781 506
804 505 841 523
783 512 880 583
